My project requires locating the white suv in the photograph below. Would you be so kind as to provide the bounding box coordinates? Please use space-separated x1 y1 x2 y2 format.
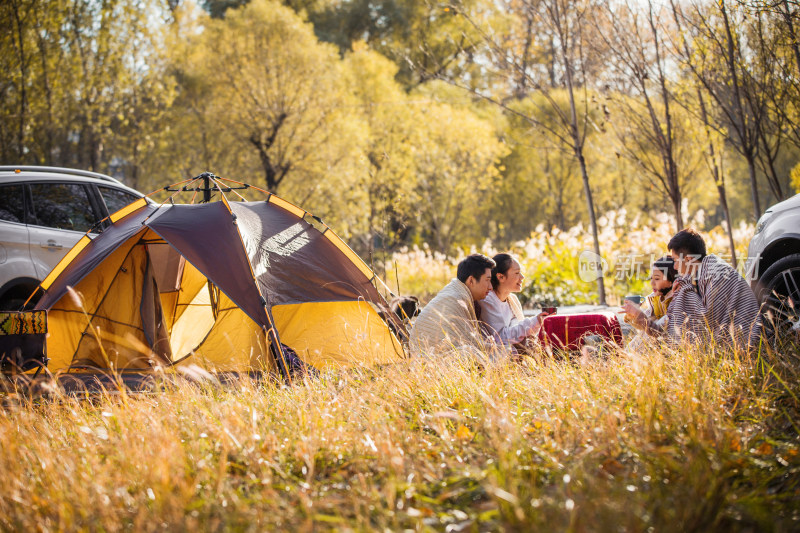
746 193 800 334
0 166 146 310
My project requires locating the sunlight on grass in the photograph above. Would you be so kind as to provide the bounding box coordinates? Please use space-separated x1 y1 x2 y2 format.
1 339 799 531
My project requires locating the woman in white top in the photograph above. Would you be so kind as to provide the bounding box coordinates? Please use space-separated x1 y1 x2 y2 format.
480 253 550 346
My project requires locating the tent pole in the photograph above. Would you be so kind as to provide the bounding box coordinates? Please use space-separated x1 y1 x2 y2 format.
264 306 292 385
203 173 211 203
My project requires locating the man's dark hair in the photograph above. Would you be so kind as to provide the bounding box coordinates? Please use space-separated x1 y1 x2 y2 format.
668 228 707 259
457 254 496 283
491 253 516 290
652 256 677 282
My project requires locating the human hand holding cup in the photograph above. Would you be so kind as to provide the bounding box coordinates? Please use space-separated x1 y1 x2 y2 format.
622 296 645 327
536 307 556 326
624 295 644 306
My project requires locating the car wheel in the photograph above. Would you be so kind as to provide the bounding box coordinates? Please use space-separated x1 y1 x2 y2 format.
0 284 40 311
0 297 28 311
756 253 800 338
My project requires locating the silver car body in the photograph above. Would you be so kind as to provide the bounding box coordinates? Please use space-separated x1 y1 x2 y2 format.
746 193 800 286
0 166 146 308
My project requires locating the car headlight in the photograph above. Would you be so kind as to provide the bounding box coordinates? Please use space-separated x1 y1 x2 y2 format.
755 211 773 234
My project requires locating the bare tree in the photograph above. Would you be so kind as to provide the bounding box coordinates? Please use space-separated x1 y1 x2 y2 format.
672 0 771 220
553 0 607 305
748 5 792 202
741 0 800 156
438 0 608 304
695 82 738 263
597 0 686 230
668 0 741 259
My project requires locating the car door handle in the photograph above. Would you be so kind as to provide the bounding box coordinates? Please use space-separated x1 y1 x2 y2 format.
42 240 63 249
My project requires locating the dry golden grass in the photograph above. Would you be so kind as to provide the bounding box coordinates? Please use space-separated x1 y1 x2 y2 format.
1 340 799 532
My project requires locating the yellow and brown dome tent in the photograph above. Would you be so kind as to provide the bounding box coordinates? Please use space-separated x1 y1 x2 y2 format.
5 174 405 376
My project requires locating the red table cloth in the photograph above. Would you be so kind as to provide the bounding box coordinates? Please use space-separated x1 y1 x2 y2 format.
537 312 623 351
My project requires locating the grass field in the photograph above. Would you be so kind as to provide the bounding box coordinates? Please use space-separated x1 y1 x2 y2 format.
1 339 799 532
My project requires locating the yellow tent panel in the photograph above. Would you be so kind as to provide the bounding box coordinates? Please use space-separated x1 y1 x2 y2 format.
44 232 146 370
177 292 270 371
272 301 403 369
165 260 207 332
169 282 215 361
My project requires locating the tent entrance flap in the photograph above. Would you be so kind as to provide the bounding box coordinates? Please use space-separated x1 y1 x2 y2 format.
147 242 186 292
72 242 172 369
169 280 215 360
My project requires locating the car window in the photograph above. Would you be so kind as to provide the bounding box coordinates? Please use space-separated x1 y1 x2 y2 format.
29 182 97 232
0 184 25 223
98 185 139 215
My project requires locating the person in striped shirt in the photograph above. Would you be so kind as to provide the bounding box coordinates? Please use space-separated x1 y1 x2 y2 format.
666 229 762 350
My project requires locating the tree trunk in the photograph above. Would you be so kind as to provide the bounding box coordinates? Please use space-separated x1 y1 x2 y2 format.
556 180 565 230
557 0 606 305
515 10 534 98
718 183 737 265
130 143 140 190
11 0 28 160
720 0 761 219
88 120 100 172
249 114 288 192
763 152 784 202
250 136 287 192
695 83 737 263
575 151 606 305
37 23 54 165
746 152 761 219
548 36 557 89
756 126 785 202
565 83 606 304
672 196 683 231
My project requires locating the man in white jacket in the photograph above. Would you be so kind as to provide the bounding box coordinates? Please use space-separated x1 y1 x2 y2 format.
409 254 495 355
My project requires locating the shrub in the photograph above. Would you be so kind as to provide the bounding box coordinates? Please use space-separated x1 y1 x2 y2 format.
386 210 753 307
